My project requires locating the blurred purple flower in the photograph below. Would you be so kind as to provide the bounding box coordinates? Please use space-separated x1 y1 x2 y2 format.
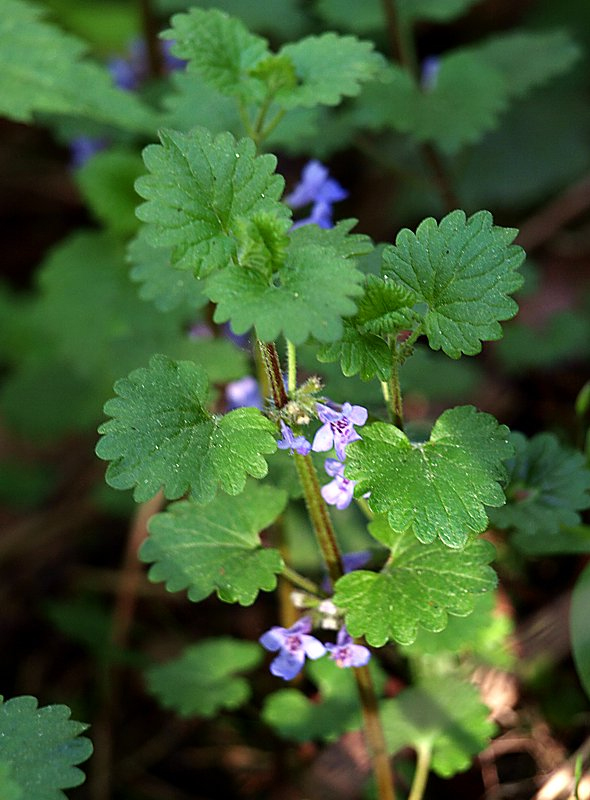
69 136 108 168
312 402 368 461
326 627 371 668
286 160 348 230
277 421 311 456
226 376 262 410
421 55 441 92
260 617 326 680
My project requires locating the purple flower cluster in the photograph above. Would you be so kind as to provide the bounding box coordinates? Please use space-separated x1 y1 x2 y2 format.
285 160 348 229
259 617 370 680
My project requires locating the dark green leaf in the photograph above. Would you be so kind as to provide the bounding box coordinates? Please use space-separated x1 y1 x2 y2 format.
571 562 590 702
333 521 496 645
0 696 92 800
381 675 496 776
96 354 277 503
141 483 286 604
488 432 590 552
135 127 289 276
382 210 524 357
146 638 262 716
346 406 513 548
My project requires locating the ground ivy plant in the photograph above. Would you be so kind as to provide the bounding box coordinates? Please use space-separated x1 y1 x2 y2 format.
3 1 590 799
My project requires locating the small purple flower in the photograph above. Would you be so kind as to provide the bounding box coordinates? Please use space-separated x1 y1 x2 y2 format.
260 617 326 680
226 376 263 410
421 55 441 92
321 458 357 510
286 160 348 230
312 402 368 461
277 421 311 456
326 627 371 668
69 136 108 168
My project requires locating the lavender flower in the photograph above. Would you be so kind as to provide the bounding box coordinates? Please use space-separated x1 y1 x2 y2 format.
321 458 357 509
260 617 326 680
326 627 371 668
421 55 441 92
312 402 368 461
226 376 263 410
286 160 348 230
277 421 312 456
69 136 108 168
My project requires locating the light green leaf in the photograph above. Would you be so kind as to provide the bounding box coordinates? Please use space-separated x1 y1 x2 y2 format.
0 0 154 131
163 8 269 103
96 354 277 503
127 229 208 313
75 148 144 237
316 0 480 30
262 657 386 742
156 0 307 39
381 675 496 777
0 695 92 800
162 70 242 136
402 592 514 668
206 238 365 345
0 762 23 800
141 483 286 604
135 127 289 276
346 406 513 548
146 638 262 717
355 275 416 336
475 30 581 99
572 561 590 702
276 33 383 109
333 522 496 645
317 320 393 381
488 432 590 553
382 210 524 358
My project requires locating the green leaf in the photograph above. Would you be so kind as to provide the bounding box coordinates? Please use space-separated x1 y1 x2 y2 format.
475 30 581 99
262 657 386 742
371 56 508 154
0 763 23 800
488 432 590 553
346 406 512 548
355 275 416 336
316 0 479 31
162 70 243 136
333 522 496 646
381 676 496 777
0 695 93 799
145 638 262 717
317 320 393 381
382 210 524 358
96 354 277 503
206 236 365 345
397 0 481 22
156 0 307 39
402 592 514 668
127 229 208 313
494 310 590 372
164 8 269 103
135 127 289 276
140 483 286 604
0 0 154 132
571 561 590 702
400 345 483 402
75 148 144 238
276 33 383 109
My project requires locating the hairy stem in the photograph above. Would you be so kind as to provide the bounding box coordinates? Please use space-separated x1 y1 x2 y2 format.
388 351 404 431
258 340 289 409
355 665 397 800
286 340 297 394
